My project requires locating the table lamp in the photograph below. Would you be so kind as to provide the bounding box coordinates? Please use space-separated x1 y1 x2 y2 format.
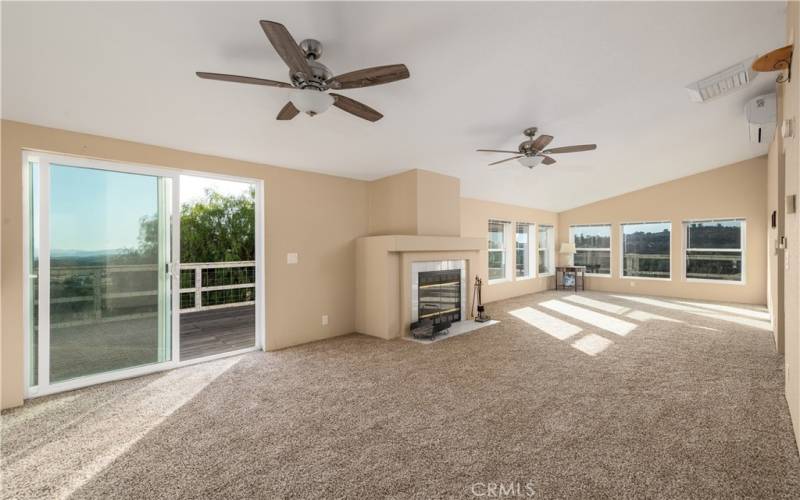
559 242 576 266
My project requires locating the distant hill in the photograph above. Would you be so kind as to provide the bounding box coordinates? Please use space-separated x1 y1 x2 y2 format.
50 248 128 258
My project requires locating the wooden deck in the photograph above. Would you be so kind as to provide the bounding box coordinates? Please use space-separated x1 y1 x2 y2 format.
180 305 255 360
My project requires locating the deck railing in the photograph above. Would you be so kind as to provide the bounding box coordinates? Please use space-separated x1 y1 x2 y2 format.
179 261 256 313
42 261 256 328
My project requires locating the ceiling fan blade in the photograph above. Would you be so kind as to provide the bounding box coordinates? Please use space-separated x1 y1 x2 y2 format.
477 149 520 154
259 20 313 79
327 64 410 90
196 72 293 88
531 135 554 151
543 144 598 154
542 156 557 165
489 156 523 166
276 102 300 120
330 93 383 122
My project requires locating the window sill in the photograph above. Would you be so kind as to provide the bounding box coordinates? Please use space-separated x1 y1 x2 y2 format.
685 278 745 286
621 276 671 281
585 274 612 278
538 272 555 277
515 275 534 281
488 278 510 285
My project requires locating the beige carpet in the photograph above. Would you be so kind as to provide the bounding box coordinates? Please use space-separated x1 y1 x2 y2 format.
2 291 799 499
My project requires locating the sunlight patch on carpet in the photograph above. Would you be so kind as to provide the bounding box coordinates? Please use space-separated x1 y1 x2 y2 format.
571 333 613 356
563 295 631 315
612 295 771 331
509 307 581 340
1 356 242 499
540 300 637 336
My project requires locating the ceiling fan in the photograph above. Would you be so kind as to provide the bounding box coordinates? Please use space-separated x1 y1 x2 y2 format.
196 20 410 122
477 127 597 168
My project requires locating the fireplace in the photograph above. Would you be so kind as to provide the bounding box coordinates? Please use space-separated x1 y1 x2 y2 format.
411 260 467 326
418 270 462 323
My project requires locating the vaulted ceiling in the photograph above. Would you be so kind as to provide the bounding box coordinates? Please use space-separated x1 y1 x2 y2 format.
1 1 785 211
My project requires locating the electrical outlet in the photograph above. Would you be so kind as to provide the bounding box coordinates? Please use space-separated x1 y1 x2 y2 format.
287 253 298 264
322 315 328 326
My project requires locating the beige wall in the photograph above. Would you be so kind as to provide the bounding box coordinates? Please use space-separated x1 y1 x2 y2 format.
367 169 460 237
367 170 418 235
558 157 768 305
460 198 558 303
1 120 369 409
767 138 785 353
416 170 461 236
778 0 800 450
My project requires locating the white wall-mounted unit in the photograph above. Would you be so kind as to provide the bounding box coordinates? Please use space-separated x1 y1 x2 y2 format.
745 93 777 144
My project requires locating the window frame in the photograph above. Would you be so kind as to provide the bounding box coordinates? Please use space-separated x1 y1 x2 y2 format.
537 224 555 277
570 224 613 277
514 222 535 281
488 219 513 284
682 218 746 285
619 220 672 281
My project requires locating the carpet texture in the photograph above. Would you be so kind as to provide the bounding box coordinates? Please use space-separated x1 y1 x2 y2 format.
2 291 799 499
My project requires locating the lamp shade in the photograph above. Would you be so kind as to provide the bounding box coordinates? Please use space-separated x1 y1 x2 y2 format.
289 89 334 115
559 242 577 254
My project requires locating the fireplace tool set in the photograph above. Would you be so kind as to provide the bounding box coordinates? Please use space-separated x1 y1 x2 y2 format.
473 276 491 322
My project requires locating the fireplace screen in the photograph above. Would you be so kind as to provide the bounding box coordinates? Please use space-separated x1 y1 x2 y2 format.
418 269 462 323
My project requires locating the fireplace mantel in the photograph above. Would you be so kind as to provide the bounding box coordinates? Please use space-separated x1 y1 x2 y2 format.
355 235 485 340
359 235 485 253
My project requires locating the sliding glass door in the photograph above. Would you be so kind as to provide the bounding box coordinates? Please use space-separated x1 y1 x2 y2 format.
26 153 177 394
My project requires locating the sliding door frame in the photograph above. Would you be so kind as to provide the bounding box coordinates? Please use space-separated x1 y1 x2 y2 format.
22 150 266 399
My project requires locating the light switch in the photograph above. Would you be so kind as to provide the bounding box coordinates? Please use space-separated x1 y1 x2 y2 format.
287 252 298 264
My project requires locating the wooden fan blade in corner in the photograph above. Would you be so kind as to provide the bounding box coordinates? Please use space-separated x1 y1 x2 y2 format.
196 72 293 88
543 144 597 154
477 149 520 154
276 102 300 120
531 135 554 151
489 156 523 166
327 64 410 90
259 20 313 78
542 156 556 165
330 93 383 122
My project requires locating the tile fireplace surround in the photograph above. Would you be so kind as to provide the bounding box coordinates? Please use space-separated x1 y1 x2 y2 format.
355 235 485 340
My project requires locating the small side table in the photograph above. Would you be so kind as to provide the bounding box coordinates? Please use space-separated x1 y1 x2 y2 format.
555 266 586 292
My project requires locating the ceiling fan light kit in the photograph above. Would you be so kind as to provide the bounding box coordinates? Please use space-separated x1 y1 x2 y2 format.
289 88 334 115
518 156 544 168
197 20 410 122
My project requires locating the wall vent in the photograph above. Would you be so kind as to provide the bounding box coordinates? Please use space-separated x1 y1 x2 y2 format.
686 57 756 103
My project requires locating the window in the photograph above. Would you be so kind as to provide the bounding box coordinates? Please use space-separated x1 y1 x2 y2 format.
684 219 745 282
538 225 555 275
622 222 671 279
515 223 533 279
488 220 511 282
571 224 611 275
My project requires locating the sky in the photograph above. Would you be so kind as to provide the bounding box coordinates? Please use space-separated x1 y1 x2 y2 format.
44 165 253 253
180 174 252 204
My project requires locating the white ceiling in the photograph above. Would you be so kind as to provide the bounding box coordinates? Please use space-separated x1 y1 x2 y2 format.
1 1 785 211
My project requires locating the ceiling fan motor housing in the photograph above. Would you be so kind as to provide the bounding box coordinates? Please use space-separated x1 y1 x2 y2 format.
291 39 333 90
